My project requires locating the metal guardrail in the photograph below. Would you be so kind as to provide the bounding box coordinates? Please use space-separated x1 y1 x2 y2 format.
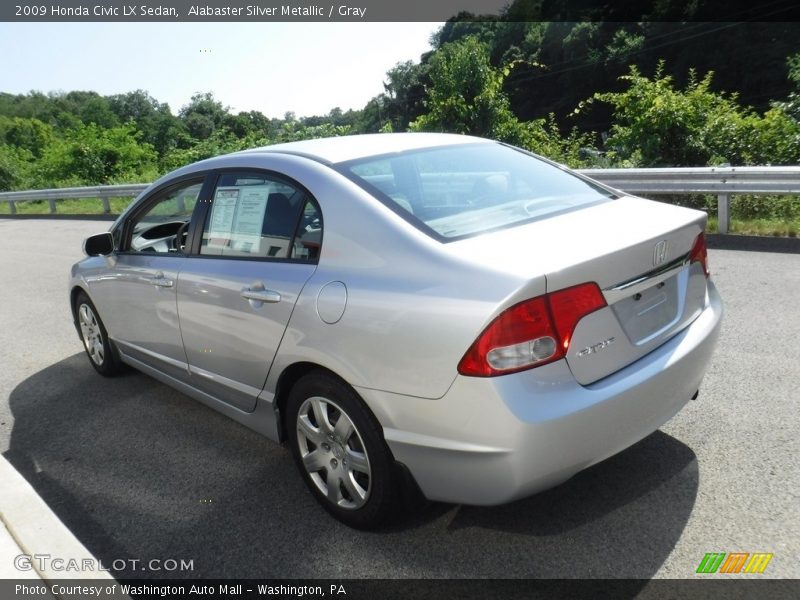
577 166 800 234
2 166 800 233
0 183 149 217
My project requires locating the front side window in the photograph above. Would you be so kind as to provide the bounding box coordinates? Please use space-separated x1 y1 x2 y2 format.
200 173 320 260
343 142 615 240
127 180 203 253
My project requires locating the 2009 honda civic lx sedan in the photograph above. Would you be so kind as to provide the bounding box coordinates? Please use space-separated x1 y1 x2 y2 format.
70 133 723 528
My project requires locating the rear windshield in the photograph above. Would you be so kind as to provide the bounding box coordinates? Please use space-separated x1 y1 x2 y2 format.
341 142 615 240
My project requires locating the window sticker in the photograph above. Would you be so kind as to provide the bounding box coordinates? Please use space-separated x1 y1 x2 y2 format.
231 186 269 253
206 188 239 250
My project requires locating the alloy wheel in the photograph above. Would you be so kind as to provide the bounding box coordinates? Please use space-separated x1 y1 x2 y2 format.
78 303 105 366
295 396 371 510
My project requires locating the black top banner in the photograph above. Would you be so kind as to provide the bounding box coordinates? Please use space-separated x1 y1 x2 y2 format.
6 0 501 22
3 0 800 22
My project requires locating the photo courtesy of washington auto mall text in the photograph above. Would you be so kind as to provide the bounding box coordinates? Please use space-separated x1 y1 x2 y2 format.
13 582 348 598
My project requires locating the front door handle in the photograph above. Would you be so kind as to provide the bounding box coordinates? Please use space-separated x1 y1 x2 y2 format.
241 287 281 304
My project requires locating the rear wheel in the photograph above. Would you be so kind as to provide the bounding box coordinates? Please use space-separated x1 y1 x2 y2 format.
75 291 125 376
287 372 400 529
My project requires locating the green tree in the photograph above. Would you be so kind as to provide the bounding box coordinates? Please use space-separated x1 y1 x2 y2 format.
411 36 594 166
179 92 228 140
410 37 519 138
0 116 54 157
37 91 120 129
353 95 390 132
0 144 33 191
223 110 271 138
383 60 429 131
34 123 158 186
108 90 185 156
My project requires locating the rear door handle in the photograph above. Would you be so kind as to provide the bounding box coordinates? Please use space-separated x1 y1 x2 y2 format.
149 272 174 288
241 287 281 304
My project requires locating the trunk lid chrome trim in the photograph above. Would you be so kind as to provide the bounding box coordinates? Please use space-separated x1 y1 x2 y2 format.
602 252 690 304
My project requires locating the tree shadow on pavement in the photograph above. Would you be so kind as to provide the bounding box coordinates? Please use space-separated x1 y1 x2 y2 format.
707 233 800 254
6 353 697 582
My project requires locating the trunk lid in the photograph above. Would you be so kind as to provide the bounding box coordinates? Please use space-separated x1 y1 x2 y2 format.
447 195 709 384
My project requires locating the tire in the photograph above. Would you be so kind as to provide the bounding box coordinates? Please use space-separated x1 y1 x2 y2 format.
74 291 125 376
287 371 400 529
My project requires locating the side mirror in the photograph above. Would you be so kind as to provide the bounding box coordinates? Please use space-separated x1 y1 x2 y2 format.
84 232 114 256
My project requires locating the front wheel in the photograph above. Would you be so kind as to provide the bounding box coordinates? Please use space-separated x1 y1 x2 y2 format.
287 372 400 529
74 291 125 376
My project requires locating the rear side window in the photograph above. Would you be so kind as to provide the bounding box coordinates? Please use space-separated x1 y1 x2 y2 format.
292 199 322 262
200 173 316 259
344 143 615 240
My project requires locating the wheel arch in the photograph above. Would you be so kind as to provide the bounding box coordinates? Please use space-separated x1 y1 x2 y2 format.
70 285 90 333
273 361 355 443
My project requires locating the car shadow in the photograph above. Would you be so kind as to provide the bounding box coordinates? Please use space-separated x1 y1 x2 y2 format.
441 429 698 577
6 354 697 581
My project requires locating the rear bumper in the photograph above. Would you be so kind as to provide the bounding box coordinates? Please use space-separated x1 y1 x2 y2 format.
358 281 723 505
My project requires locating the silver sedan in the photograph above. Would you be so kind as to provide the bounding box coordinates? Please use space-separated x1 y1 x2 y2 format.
70 133 723 528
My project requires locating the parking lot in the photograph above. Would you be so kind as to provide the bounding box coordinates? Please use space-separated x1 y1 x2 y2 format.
0 218 798 580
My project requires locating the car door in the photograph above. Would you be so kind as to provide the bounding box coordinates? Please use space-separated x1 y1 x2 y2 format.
176 171 322 412
92 177 208 382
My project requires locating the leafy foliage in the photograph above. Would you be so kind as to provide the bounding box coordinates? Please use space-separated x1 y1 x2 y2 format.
32 123 159 187
0 116 54 157
591 63 800 166
431 9 800 133
2 9 800 191
108 90 187 156
0 144 32 191
411 37 517 138
410 37 594 166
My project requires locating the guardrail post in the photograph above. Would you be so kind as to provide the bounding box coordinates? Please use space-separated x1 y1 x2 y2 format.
7 200 16 215
100 194 111 214
717 194 730 234
48 198 57 214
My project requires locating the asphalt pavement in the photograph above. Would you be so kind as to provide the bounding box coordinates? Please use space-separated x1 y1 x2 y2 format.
0 218 797 580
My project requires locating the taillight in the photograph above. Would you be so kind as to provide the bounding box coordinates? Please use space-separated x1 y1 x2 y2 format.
458 282 607 377
549 283 608 352
689 232 710 278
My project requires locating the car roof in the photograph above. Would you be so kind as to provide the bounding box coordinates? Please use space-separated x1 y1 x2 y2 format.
235 132 489 164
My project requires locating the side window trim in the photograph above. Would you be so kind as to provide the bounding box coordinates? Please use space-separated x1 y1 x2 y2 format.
287 198 306 256
186 173 218 256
